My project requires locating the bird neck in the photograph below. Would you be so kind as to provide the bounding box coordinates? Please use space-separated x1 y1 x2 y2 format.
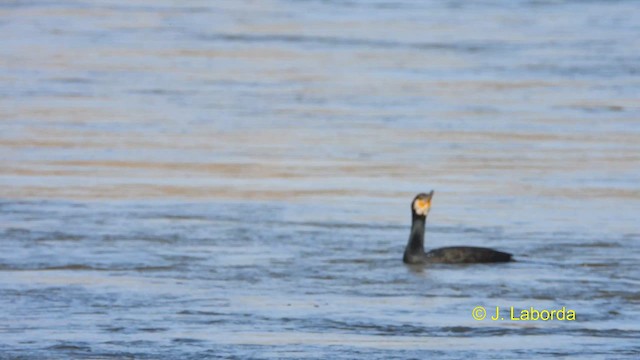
407 215 426 254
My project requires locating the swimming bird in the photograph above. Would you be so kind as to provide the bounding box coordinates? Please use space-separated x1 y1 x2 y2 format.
403 191 513 264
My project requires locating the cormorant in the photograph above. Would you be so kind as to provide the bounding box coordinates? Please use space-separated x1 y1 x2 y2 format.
403 191 513 264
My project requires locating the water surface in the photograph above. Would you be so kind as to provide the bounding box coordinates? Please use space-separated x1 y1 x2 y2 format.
1 0 639 358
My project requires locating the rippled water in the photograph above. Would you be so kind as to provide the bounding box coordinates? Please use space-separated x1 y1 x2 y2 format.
1 0 639 358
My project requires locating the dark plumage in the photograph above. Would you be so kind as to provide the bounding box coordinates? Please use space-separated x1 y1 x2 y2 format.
403 191 513 264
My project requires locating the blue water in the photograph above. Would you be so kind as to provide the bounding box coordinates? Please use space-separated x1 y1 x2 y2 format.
1 0 639 358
